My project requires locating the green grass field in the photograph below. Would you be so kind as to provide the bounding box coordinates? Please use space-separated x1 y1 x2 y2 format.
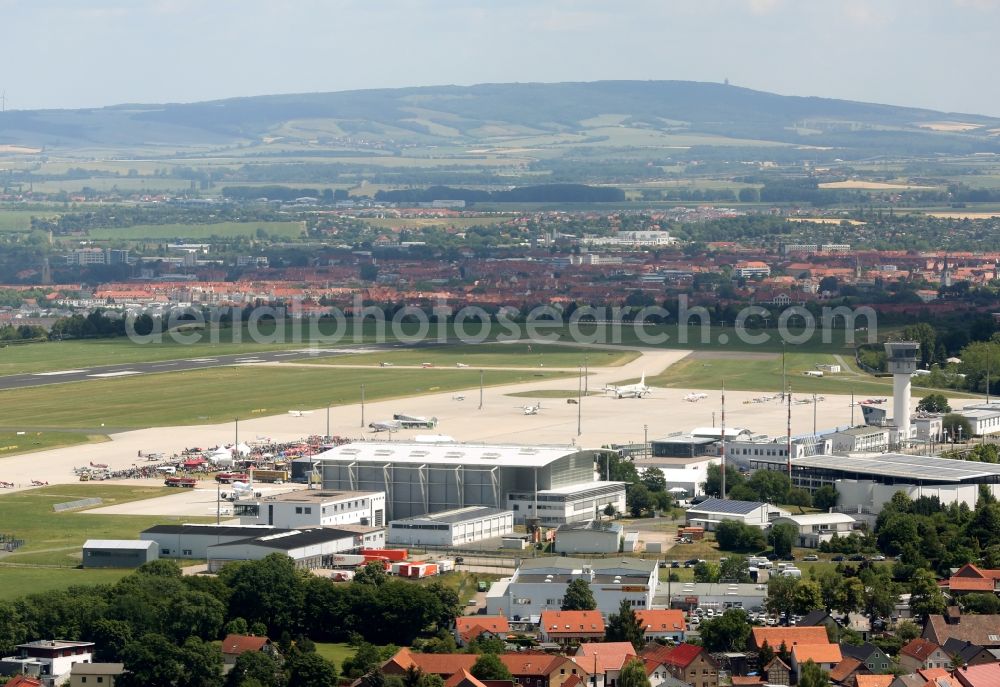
313 343 637 369
0 366 571 429
86 221 305 240
0 485 207 597
313 643 358 670
506 389 604 398
627 351 975 397
0 430 108 457
0 210 59 232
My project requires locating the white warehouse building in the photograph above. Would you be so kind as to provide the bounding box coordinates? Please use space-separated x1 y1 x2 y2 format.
487 556 658 620
319 441 624 524
387 506 513 547
234 490 386 528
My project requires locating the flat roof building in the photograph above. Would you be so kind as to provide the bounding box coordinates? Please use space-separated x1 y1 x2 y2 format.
206 526 384 572
319 441 608 522
234 489 386 529
554 520 624 554
82 539 158 568
387 506 513 547
685 498 790 531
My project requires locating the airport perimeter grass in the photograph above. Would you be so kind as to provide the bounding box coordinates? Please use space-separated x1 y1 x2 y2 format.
0 366 572 429
624 351 977 398
0 485 208 597
0 322 856 376
87 221 305 240
506 390 604 398
312 343 638 369
0 430 108 457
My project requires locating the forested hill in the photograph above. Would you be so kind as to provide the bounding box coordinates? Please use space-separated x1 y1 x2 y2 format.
2 80 1000 155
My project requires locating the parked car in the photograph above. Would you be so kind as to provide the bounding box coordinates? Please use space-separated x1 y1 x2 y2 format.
802 554 819 561
849 554 866 562
832 555 846 562
870 554 886 561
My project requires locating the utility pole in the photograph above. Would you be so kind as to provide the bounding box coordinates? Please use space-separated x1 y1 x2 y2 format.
577 366 582 436
234 417 238 450
216 481 220 525
584 356 589 394
813 393 817 439
720 380 726 499
786 386 792 480
644 424 648 455
988 345 992 405
360 384 365 428
479 369 484 410
782 342 787 401
851 390 855 426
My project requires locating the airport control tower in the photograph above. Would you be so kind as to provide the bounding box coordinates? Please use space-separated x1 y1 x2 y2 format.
885 341 920 445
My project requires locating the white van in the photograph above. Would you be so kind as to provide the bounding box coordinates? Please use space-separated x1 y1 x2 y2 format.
781 568 802 579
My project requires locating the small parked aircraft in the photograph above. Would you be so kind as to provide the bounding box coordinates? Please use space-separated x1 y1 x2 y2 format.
287 410 313 417
369 420 401 433
520 403 543 415
684 392 708 402
456 362 469 368
604 372 651 399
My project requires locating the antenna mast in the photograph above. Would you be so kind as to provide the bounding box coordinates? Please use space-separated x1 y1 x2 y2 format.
786 385 792 479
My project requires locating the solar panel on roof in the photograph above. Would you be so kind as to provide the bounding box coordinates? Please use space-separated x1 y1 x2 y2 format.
691 498 764 514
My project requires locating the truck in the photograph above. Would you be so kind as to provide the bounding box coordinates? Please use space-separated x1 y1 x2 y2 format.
362 548 408 561
165 477 198 488
215 472 250 484
329 553 365 567
252 469 288 484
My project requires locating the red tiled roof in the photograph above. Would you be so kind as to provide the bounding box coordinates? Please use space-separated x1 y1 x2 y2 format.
828 657 862 683
855 676 893 687
5 677 44 687
752 627 830 650
901 639 943 661
539 611 605 635
455 615 510 642
948 578 997 592
732 677 765 686
385 648 477 677
577 642 637 672
953 663 1000 687
221 634 269 655
635 609 686 633
444 669 490 687
661 643 704 668
792 644 843 665
500 654 563 677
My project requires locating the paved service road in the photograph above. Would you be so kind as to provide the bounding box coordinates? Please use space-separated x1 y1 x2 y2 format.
0 345 396 392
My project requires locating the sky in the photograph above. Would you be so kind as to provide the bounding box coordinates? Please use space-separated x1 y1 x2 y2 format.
4 0 1000 115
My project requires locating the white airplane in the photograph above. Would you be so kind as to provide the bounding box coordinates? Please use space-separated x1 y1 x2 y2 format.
288 410 313 417
369 420 401 433
684 392 708 402
803 370 824 378
456 362 469 368
379 361 394 367
452 394 465 401
605 372 651 399
520 403 542 415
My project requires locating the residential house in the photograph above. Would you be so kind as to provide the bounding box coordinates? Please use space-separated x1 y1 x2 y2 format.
923 612 1000 649
889 668 960 687
575 644 636 687
953 663 1000 687
749 627 830 652
829 657 867 687
940 640 998 668
455 616 511 647
68 663 124 687
945 564 1000 595
442 669 498 687
382 648 477 678
641 658 690 687
0 640 94 687
898 639 951 673
790 644 843 677
220 634 273 666
763 657 791 686
635 610 687 643
501 653 585 687
798 610 841 638
538 611 606 645
840 644 895 674
650 643 719 687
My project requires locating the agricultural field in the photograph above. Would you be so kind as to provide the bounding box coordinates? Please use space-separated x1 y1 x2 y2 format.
0 430 108 457
0 365 572 429
312 342 638 369
0 209 60 232
357 217 510 230
0 484 206 598
87 221 305 240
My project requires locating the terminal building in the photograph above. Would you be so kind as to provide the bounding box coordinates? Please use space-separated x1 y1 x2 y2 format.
318 441 625 524
387 506 513 547
486 556 658 619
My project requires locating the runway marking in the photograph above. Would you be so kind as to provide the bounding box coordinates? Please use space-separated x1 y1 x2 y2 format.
88 370 142 378
188 359 217 363
33 369 88 376
235 358 263 363
274 353 299 357
150 363 177 368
